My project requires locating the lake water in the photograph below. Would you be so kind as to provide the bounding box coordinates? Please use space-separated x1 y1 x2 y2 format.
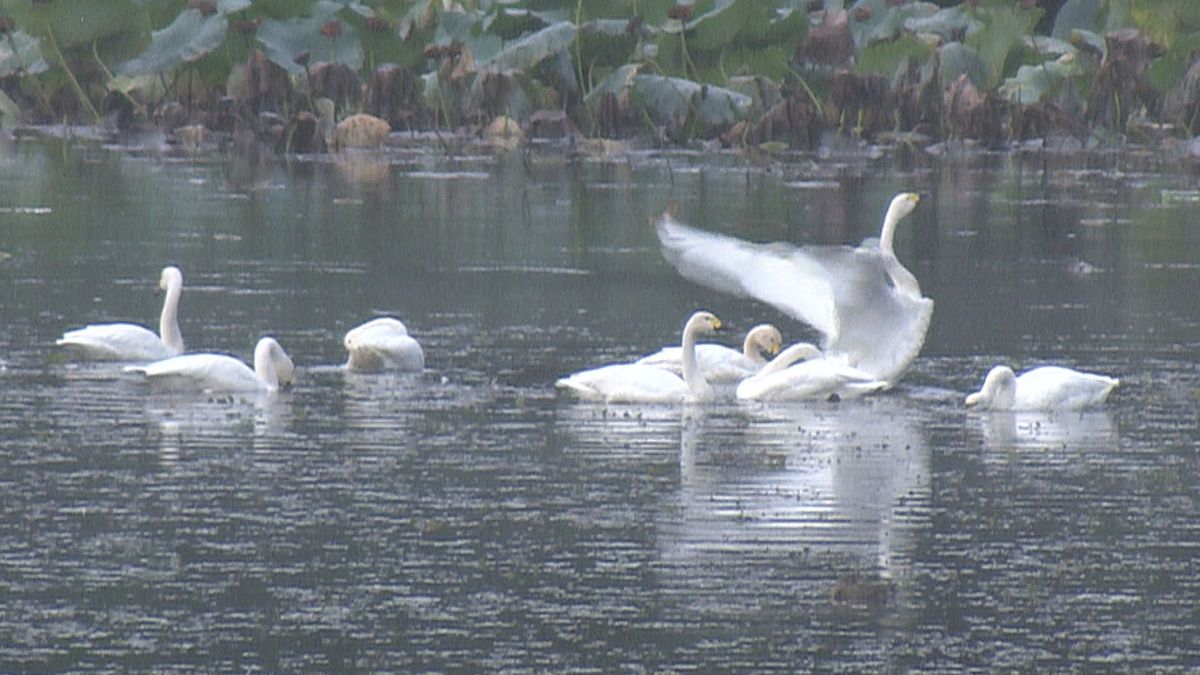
1 136 1198 671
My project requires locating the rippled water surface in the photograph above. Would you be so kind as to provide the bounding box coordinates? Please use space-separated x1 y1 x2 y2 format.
1 138 1199 671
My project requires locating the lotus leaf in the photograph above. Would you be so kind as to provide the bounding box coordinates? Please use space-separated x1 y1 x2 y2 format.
118 1 252 77
1051 0 1103 39
258 2 364 75
631 74 752 128
856 35 933 80
0 29 47 77
483 21 576 72
847 0 939 49
939 42 989 90
999 56 1082 105
965 3 1042 88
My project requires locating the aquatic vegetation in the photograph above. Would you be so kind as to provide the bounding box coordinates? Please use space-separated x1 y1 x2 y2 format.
0 0 1198 148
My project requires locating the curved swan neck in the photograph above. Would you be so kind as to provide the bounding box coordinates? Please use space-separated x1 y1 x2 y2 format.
680 316 712 397
159 271 184 353
254 339 281 391
754 343 821 379
969 367 1015 409
878 194 922 298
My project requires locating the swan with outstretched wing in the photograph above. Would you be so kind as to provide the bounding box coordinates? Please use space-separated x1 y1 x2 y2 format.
655 193 932 384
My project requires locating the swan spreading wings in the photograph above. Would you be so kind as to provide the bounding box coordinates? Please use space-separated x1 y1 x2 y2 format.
655 193 933 384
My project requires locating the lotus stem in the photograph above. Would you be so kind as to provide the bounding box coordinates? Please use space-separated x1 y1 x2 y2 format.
92 40 146 120
44 22 100 123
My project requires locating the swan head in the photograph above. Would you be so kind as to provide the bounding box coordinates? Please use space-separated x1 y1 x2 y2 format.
254 337 294 391
965 365 1016 410
744 324 783 359
158 266 183 294
886 192 920 224
685 311 722 337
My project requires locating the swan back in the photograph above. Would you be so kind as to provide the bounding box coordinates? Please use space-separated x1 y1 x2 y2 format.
344 317 424 372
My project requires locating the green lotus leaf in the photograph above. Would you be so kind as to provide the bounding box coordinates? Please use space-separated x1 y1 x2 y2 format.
584 62 641 104
483 21 576 72
939 41 989 90
965 3 1041 88
258 1 363 74
631 74 752 127
17 0 139 50
905 5 982 41
689 0 771 52
118 3 250 77
999 56 1082 105
856 34 933 79
0 29 47 77
847 0 939 49
1051 0 1103 39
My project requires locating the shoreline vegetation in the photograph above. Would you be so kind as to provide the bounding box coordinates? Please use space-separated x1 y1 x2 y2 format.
1 1 1199 156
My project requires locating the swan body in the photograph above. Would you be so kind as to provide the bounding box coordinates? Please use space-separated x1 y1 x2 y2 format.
57 266 185 361
128 337 294 393
344 317 424 372
736 343 890 401
656 193 932 384
556 311 722 403
636 323 782 383
965 365 1119 411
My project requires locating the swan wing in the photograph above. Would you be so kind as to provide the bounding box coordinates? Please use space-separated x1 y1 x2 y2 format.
656 212 932 383
57 323 173 361
131 353 263 392
655 213 838 341
556 363 688 403
809 244 934 383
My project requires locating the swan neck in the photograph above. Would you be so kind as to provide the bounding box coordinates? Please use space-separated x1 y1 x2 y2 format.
254 342 280 391
159 279 183 353
680 319 710 397
754 344 816 379
878 206 922 298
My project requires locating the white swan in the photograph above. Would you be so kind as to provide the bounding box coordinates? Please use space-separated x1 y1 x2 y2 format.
635 323 782 383
344 317 425 372
965 365 1119 411
736 342 890 401
56 266 185 361
127 337 295 393
556 311 722 403
656 193 932 384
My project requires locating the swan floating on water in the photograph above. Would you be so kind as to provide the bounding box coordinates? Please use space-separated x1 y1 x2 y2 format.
555 311 722 404
965 365 1119 411
344 317 425 372
655 193 932 384
56 266 185 361
127 337 295 394
736 342 891 401
636 323 782 383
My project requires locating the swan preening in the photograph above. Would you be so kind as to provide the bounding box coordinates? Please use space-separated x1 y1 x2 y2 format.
636 323 783 383
344 317 425 372
56 266 185 361
965 365 1119 411
655 193 932 384
556 311 722 403
127 337 295 394
736 343 891 402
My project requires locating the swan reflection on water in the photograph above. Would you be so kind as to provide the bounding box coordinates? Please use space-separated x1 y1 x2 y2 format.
969 408 1118 454
666 397 932 579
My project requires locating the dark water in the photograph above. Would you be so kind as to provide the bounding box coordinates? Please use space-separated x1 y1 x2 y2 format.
1 137 1199 671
